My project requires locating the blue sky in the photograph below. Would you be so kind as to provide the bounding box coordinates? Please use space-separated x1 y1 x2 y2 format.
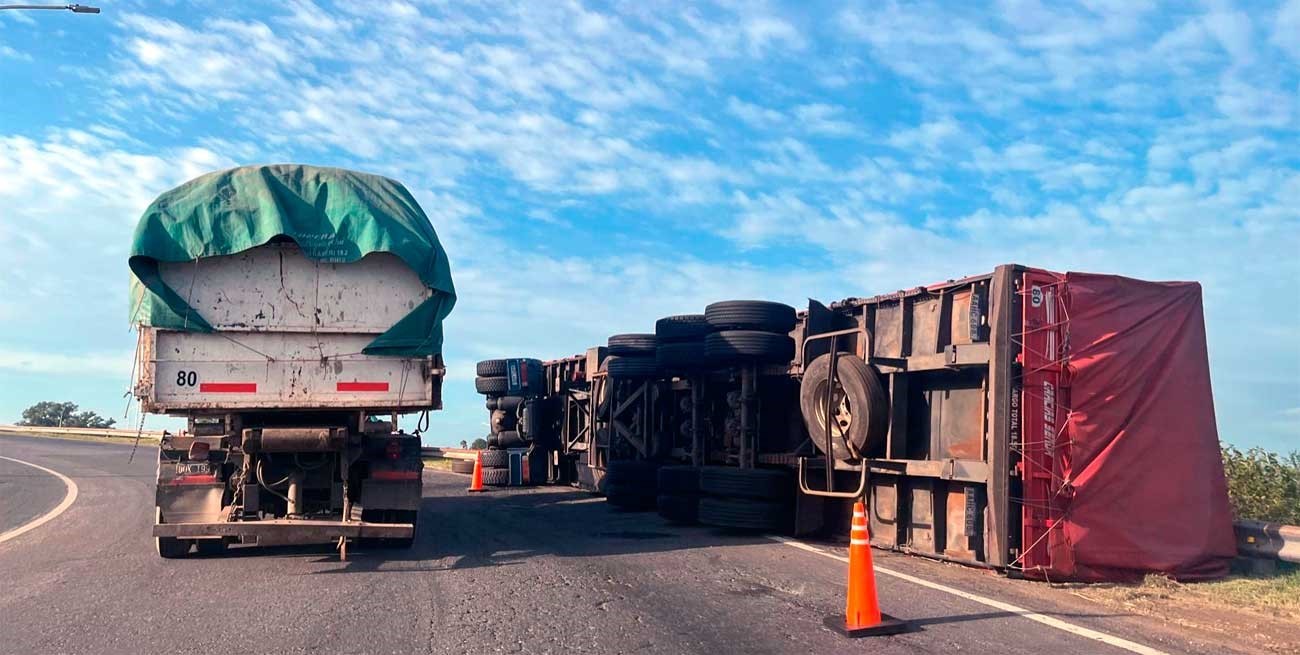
0 1 1297 451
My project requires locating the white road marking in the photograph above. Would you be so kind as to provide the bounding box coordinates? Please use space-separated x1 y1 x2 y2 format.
768 536 1169 655
550 497 606 505
0 455 80 545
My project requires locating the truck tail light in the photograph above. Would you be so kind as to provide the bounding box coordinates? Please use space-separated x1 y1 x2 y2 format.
188 441 210 460
386 438 401 460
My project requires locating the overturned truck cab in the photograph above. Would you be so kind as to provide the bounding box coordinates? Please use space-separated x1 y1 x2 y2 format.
129 164 456 558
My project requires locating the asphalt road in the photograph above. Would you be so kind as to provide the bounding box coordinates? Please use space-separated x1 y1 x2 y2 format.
0 433 1245 655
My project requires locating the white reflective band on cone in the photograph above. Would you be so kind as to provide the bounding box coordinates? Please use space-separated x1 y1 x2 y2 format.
850 539 871 545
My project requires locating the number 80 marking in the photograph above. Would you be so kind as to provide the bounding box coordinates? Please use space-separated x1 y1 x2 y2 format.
176 370 198 387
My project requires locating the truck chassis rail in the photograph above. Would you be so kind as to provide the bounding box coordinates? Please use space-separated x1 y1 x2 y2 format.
154 519 413 544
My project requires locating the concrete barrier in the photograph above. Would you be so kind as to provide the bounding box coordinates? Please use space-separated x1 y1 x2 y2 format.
421 446 478 461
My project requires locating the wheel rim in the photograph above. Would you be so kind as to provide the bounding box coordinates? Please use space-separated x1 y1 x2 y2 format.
813 379 853 438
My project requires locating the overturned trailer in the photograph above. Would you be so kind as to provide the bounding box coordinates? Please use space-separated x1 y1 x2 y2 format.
539 264 1236 582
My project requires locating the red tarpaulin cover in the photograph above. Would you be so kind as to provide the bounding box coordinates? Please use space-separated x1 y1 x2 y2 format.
1050 272 1236 581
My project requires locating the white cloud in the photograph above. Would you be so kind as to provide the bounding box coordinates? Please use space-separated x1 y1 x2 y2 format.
0 348 133 378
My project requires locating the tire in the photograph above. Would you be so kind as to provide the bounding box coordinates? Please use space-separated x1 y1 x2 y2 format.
451 458 476 474
698 497 790 531
657 494 699 523
605 355 659 378
656 341 707 371
658 465 700 494
154 508 189 559
194 539 226 556
496 430 526 448
476 359 509 377
389 511 418 549
481 467 511 486
475 376 508 395
799 353 889 460
480 449 509 468
608 333 657 356
705 300 796 333
486 433 499 448
698 466 792 501
604 482 655 510
704 330 795 365
604 459 659 488
655 314 709 342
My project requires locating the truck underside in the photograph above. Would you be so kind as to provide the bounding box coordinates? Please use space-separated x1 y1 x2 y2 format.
152 411 424 558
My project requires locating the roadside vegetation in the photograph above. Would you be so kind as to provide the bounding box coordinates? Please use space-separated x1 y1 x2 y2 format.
17 401 116 429
1221 445 1300 524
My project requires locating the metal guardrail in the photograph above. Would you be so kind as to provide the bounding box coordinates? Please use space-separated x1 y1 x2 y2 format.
1235 519 1300 564
0 424 165 440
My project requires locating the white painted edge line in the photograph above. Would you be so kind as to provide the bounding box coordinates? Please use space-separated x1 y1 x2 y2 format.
768 536 1169 655
0 455 80 545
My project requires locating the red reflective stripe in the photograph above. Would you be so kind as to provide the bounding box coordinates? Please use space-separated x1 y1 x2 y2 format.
170 474 219 485
371 470 421 481
199 382 257 393
337 381 389 392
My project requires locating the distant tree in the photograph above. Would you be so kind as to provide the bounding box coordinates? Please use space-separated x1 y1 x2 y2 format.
459 440 468 449
470 437 488 450
19 401 115 428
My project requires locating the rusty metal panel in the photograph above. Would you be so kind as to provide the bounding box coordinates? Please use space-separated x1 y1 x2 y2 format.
938 385 986 460
872 301 902 358
950 290 973 346
156 244 431 333
910 297 941 356
944 484 982 561
869 476 899 548
906 480 937 553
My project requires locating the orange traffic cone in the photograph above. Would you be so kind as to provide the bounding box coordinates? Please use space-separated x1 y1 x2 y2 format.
823 501 912 638
467 451 487 493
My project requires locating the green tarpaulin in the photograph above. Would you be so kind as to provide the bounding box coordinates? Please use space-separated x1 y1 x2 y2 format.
129 164 456 356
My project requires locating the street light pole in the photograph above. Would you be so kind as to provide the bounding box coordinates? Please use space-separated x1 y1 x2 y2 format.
0 4 100 12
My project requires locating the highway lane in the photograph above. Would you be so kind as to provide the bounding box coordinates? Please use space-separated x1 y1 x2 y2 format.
0 433 1242 655
0 454 66 536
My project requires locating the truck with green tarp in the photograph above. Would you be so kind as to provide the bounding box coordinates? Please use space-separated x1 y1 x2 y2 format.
129 164 455 558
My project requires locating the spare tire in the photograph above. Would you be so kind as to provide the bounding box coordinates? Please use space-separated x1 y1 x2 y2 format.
475 376 508 395
704 300 796 333
481 467 511 486
799 353 889 460
699 466 791 501
657 341 707 371
480 449 509 469
450 458 476 474
476 359 509 377
655 314 709 342
606 356 659 378
704 330 795 365
608 333 657 356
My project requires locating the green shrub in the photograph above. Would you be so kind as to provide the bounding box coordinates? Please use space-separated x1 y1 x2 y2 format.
1221 445 1300 525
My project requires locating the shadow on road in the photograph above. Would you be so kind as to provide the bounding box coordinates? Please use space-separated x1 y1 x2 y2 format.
320 473 774 574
